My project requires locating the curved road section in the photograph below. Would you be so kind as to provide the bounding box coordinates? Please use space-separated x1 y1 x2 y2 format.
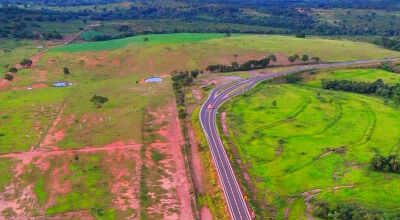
199 58 400 220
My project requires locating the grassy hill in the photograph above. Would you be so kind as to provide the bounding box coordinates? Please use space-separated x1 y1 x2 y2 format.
221 68 400 219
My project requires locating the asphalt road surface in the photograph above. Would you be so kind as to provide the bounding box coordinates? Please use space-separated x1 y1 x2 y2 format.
199 57 400 220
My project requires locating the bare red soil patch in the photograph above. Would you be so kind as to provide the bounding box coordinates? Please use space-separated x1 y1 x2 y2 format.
0 79 9 90
106 148 141 215
145 100 195 219
148 58 154 73
220 112 229 136
12 83 48 91
200 206 213 220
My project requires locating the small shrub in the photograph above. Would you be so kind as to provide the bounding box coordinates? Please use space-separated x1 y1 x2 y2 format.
151 149 166 163
284 74 301 83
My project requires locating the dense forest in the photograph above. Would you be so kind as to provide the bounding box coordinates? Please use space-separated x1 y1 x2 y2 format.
1 0 400 42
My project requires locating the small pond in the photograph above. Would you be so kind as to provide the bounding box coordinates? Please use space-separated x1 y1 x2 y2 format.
145 77 162 83
53 82 72 87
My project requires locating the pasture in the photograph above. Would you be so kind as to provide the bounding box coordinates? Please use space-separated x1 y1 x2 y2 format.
2 33 400 219
222 68 400 218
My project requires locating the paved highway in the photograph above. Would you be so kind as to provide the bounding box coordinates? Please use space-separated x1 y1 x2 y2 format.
199 58 400 220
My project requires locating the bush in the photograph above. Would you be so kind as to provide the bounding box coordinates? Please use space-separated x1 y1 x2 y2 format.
371 153 400 173
8 67 17 73
295 32 306 38
321 79 400 104
312 200 389 220
178 108 187 119
151 149 165 162
284 74 301 83
206 55 275 73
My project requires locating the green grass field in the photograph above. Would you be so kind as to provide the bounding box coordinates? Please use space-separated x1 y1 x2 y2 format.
307 68 400 87
222 68 400 219
3 33 400 219
51 33 229 52
52 33 400 62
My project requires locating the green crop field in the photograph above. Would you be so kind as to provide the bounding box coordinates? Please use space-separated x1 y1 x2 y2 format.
222 68 400 219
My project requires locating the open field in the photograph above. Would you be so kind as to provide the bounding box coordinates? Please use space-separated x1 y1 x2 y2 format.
51 34 400 62
0 40 39 74
221 68 400 219
0 33 200 219
2 33 400 219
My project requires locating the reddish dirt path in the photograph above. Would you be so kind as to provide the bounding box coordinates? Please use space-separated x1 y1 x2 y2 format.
144 100 195 219
187 122 205 194
200 206 213 220
0 141 143 159
158 100 194 219
0 79 9 90
220 112 229 136
11 83 48 91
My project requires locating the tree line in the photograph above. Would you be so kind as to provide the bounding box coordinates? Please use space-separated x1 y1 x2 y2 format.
4 0 400 40
370 154 400 174
374 37 400 51
379 61 400 73
321 79 400 105
312 200 400 220
171 69 202 118
206 55 276 73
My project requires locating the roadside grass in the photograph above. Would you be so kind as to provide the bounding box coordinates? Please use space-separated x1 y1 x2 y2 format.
191 105 230 220
221 69 400 217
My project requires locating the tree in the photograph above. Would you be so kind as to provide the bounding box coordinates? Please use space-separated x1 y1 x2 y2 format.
20 58 32 67
143 37 149 42
288 56 296 63
63 67 70 76
295 32 306 38
284 74 301 83
272 100 277 106
301 54 309 63
268 54 277 62
8 67 17 73
231 62 239 70
233 54 238 60
4 74 14 84
311 56 320 63
294 54 300 59
90 95 109 108
73 153 79 176
190 69 200 78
